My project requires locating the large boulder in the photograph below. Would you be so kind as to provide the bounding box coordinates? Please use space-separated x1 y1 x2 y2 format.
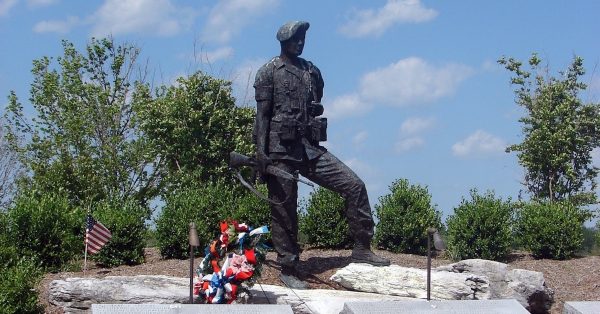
48 275 420 314
330 260 553 314
330 263 490 300
436 259 554 313
49 275 189 313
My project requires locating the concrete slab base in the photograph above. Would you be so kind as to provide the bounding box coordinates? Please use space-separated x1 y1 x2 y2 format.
340 299 529 314
91 304 294 314
563 301 600 314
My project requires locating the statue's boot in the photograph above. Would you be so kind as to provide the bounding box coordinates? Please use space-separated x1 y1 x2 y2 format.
351 244 390 266
279 266 309 289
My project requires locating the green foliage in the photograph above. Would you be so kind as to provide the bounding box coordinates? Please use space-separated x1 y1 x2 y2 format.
0 258 43 314
581 225 599 255
145 227 159 248
446 190 514 261
299 187 352 249
0 117 23 210
137 71 255 193
4 38 158 206
595 220 600 253
375 179 442 254
4 192 83 270
515 201 585 259
498 54 600 204
90 198 149 267
230 184 271 229
155 183 234 259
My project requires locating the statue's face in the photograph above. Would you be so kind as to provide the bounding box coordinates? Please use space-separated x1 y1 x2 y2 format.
283 31 305 57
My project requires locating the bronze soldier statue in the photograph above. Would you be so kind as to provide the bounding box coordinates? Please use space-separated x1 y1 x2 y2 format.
254 21 390 288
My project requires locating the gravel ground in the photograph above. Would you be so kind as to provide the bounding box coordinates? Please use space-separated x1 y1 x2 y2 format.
39 247 600 313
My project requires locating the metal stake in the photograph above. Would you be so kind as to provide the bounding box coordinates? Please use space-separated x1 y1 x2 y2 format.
426 227 446 301
427 228 432 301
189 222 200 304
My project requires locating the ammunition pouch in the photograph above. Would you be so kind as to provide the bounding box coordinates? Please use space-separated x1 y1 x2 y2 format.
308 101 324 116
277 116 327 143
309 117 327 142
279 119 299 142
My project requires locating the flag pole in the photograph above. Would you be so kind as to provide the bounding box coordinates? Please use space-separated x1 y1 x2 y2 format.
84 205 90 275
84 232 88 275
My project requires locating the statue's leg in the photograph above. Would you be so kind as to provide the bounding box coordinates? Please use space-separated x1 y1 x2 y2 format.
302 151 390 266
302 151 374 245
267 160 301 270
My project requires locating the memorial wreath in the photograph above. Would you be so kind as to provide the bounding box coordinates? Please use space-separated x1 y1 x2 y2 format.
193 220 269 304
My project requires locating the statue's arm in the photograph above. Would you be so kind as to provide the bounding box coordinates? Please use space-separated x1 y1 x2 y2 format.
254 65 274 171
255 100 271 157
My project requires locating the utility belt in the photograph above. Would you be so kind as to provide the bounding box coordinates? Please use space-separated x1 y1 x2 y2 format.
277 116 327 143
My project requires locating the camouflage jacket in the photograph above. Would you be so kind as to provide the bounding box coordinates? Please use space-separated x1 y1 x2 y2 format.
254 56 326 161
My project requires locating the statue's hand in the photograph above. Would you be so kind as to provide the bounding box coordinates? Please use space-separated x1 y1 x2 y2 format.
256 152 273 174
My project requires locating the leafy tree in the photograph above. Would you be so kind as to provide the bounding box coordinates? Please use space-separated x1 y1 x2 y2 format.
498 54 600 204
137 71 255 194
0 117 23 210
4 38 158 206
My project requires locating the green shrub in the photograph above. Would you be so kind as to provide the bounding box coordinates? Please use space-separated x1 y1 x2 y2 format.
145 227 159 248
5 192 83 270
0 258 43 314
581 226 597 254
445 190 513 261
515 201 584 259
299 187 352 248
375 179 442 255
596 220 600 253
90 198 149 267
230 185 271 229
155 183 234 259
0 212 18 266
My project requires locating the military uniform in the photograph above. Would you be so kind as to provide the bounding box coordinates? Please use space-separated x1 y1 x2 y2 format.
254 33 378 270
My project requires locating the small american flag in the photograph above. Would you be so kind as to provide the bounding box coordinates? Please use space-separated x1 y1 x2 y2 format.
85 214 112 254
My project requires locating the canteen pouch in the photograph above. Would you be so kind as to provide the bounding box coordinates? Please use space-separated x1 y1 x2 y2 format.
310 117 327 142
279 118 298 142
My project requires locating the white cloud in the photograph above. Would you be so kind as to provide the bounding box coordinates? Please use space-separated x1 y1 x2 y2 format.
394 116 434 154
452 130 507 157
202 0 279 44
203 47 234 63
329 57 472 119
90 0 194 37
325 93 373 120
352 131 368 147
481 59 499 72
0 0 18 16
400 117 435 135
27 0 58 7
339 0 437 38
360 57 473 107
395 136 424 153
33 16 78 34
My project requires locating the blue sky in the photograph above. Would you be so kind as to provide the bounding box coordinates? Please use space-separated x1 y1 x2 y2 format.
1 0 600 222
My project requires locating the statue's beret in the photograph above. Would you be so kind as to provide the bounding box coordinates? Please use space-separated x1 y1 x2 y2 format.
276 21 310 42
